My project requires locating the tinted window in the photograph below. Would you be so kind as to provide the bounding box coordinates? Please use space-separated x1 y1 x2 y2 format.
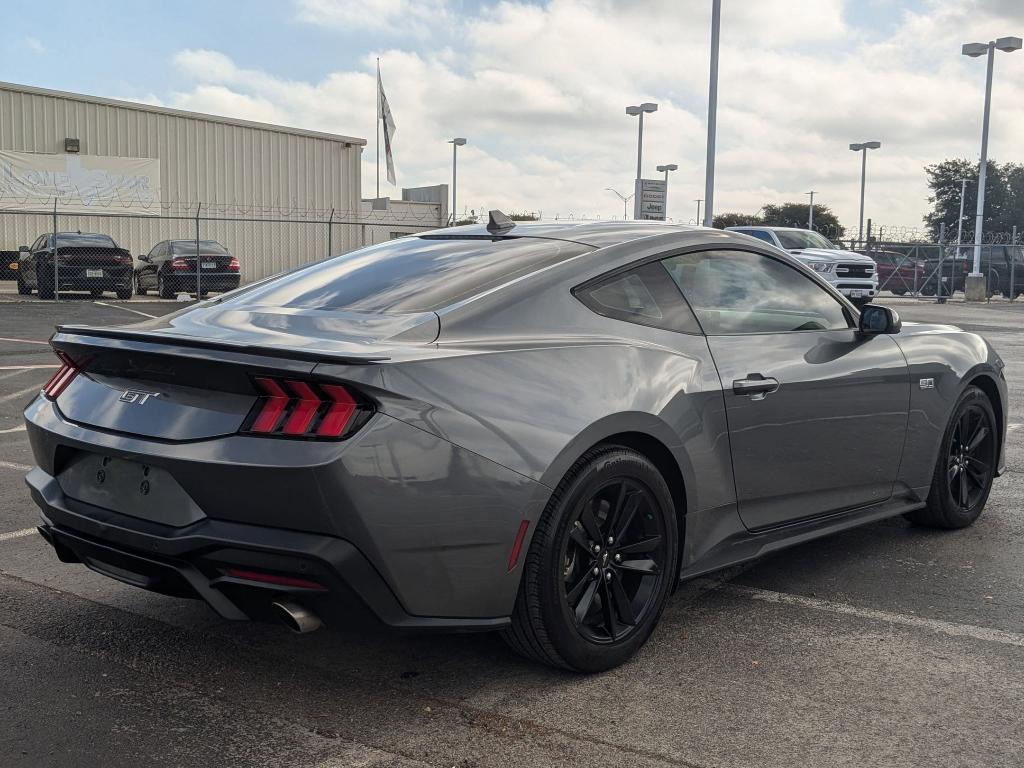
737 229 775 244
577 261 702 334
662 250 850 334
220 236 591 313
54 233 117 248
773 230 837 250
172 240 228 255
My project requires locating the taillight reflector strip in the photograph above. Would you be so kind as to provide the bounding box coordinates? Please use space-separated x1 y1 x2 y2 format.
42 352 79 399
251 377 289 432
282 380 321 435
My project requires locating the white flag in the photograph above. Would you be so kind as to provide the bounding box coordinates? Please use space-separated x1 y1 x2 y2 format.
378 70 397 186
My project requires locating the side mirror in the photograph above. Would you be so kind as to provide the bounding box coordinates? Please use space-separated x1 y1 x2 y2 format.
858 304 901 335
18 245 28 253
139 255 150 262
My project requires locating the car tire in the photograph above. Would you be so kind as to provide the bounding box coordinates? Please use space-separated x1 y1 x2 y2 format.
16 276 31 295
135 275 147 296
90 289 103 298
502 445 679 672
158 273 174 299
906 385 997 529
115 285 132 300
38 272 55 300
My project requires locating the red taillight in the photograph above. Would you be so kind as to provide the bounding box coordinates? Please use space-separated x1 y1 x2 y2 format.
244 377 367 439
227 256 240 272
170 258 189 271
223 568 327 591
117 254 133 265
507 519 531 571
42 352 79 399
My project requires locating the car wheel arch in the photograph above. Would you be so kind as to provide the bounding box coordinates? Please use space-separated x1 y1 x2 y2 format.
965 371 1004 472
534 416 691 585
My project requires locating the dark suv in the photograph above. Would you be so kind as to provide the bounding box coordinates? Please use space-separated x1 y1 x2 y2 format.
919 245 1024 298
17 232 133 299
135 239 240 298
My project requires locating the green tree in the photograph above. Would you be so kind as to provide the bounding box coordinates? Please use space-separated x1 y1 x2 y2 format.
712 212 762 228
761 202 845 239
924 158 1023 239
509 212 539 221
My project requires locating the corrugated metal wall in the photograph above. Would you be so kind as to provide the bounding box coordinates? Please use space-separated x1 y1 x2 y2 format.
0 81 367 281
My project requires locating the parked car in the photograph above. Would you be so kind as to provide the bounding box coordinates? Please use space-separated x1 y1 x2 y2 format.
1 250 19 280
725 225 878 307
24 217 1006 672
16 232 133 299
918 245 1024 299
871 250 927 295
135 239 240 298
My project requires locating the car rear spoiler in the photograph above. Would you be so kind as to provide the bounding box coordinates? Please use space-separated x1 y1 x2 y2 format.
51 325 392 365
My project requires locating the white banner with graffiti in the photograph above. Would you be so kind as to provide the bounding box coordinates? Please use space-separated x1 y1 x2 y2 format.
0 150 161 215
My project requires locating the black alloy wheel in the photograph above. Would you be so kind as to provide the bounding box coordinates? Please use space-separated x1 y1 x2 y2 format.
946 401 995 513
907 385 996 529
561 478 668 644
503 446 678 672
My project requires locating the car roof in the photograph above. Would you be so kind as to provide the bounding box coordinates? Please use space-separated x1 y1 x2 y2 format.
726 226 812 233
416 220 702 248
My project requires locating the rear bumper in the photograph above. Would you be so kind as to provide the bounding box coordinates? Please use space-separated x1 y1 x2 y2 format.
165 272 240 292
29 468 505 631
23 395 549 627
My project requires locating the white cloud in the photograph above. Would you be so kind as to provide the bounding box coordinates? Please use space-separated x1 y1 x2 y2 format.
295 0 451 35
151 1 1023 231
23 37 45 53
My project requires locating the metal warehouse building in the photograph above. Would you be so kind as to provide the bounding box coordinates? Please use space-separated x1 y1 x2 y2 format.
0 81 445 285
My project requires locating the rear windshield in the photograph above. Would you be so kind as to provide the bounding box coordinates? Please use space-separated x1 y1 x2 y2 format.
218 236 591 313
55 233 117 248
773 230 837 250
172 240 228 255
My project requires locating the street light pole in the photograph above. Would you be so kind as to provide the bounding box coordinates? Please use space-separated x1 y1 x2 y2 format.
703 0 721 227
448 138 466 226
956 178 972 259
695 199 703 225
656 163 677 219
605 188 634 220
806 190 815 229
626 103 658 219
962 37 1021 295
849 141 881 243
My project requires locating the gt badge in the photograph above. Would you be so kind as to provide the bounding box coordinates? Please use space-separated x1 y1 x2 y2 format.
119 389 161 404
919 378 935 390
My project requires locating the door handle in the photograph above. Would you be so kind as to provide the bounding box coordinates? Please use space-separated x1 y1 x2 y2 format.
732 374 779 399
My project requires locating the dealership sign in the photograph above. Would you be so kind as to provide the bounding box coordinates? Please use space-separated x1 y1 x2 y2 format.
633 178 666 221
0 150 161 216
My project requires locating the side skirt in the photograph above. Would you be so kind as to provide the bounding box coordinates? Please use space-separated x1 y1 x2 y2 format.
678 496 925 582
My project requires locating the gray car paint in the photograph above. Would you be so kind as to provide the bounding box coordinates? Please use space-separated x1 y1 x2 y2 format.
23 222 1007 624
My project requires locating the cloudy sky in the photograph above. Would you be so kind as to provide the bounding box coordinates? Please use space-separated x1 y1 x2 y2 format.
6 0 1023 230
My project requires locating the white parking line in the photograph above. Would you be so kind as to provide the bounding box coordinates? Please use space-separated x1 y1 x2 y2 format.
0 460 31 471
0 384 42 403
0 527 37 542
720 583 1024 649
93 301 157 319
0 365 58 371
0 426 27 435
0 336 49 346
1008 423 1022 434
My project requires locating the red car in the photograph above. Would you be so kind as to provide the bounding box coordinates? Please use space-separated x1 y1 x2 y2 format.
872 250 926 295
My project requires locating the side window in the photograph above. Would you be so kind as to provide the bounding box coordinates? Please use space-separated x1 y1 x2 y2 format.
740 229 776 245
576 261 702 334
661 250 851 334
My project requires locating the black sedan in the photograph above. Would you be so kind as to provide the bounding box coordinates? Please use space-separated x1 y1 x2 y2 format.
135 239 241 298
17 232 133 299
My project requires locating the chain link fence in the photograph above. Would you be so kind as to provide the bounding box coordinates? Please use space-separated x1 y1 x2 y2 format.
1 202 440 300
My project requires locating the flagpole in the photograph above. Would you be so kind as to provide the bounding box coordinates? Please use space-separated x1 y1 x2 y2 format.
376 58 380 200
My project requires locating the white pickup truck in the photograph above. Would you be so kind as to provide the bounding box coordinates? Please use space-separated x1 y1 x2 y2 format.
725 226 878 307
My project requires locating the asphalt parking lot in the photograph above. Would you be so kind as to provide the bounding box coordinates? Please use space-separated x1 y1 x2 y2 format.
1 293 1022 768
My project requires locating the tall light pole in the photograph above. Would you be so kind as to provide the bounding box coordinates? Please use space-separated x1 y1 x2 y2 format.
695 199 703 225
656 163 678 219
448 137 466 226
849 141 881 242
956 178 973 259
806 190 816 229
962 37 1021 298
626 103 658 218
605 188 634 220
703 0 721 227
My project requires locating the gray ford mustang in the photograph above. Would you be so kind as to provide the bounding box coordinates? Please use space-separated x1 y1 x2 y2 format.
24 215 1006 671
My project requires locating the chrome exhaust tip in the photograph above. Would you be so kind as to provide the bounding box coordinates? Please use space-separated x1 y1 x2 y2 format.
271 600 322 634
